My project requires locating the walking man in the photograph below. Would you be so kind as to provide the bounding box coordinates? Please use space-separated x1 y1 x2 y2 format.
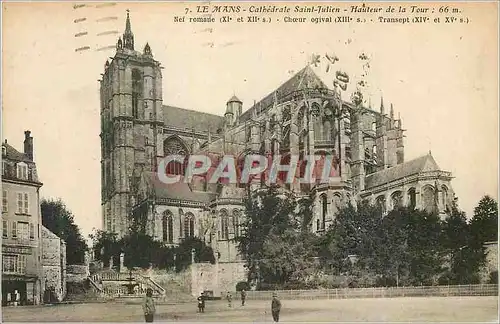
142 288 156 322
226 291 232 308
271 292 281 322
240 289 247 306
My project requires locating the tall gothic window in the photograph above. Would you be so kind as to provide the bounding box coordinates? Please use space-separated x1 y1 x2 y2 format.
162 211 174 243
422 186 437 214
320 194 328 230
408 188 417 209
376 195 387 216
132 69 142 119
184 213 195 238
232 210 240 237
220 210 229 240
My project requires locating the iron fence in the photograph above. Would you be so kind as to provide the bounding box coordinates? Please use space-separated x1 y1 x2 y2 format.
241 284 498 300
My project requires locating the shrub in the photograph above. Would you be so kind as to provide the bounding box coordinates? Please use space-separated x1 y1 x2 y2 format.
236 281 251 291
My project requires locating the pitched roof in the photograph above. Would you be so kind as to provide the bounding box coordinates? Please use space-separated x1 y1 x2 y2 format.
364 153 442 189
162 105 224 133
144 171 216 203
239 65 328 122
2 142 31 162
227 95 242 103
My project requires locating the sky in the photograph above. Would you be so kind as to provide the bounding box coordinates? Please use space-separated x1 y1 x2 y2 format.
2 2 498 238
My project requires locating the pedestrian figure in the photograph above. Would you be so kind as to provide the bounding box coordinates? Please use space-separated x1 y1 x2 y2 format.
240 289 247 306
226 291 232 308
142 288 156 323
197 292 205 313
271 292 281 322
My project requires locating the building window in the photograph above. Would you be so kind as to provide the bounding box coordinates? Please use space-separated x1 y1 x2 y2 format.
2 161 6 176
11 221 17 238
18 222 29 240
232 210 240 237
30 223 35 240
184 213 194 238
162 211 173 243
2 220 8 238
17 163 28 180
2 255 27 274
2 190 7 212
1 145 6 156
16 192 29 214
220 210 229 240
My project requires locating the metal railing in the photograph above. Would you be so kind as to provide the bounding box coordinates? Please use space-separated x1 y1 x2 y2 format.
240 284 498 300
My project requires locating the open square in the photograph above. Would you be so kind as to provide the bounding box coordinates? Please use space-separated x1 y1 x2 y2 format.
2 296 498 322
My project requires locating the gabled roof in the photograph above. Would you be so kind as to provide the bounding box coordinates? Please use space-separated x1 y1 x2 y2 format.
239 65 328 122
162 105 224 133
41 225 65 243
364 153 442 189
2 142 31 162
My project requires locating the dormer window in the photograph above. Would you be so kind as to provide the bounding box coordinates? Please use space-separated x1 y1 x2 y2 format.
1 146 6 156
17 163 28 180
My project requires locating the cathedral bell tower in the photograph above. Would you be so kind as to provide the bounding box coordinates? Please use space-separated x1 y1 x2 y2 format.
100 11 164 237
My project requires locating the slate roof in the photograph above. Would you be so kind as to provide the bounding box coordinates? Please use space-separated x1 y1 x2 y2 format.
364 153 442 189
144 171 216 203
162 105 224 133
239 65 328 122
2 142 31 162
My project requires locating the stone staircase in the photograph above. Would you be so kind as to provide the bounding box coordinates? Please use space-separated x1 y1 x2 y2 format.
65 268 194 304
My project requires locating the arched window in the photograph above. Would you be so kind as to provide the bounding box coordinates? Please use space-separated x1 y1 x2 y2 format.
184 213 195 238
320 194 328 230
371 122 376 132
132 69 142 119
408 188 417 209
422 186 437 214
163 136 189 176
162 211 174 243
376 195 386 215
323 120 332 141
232 210 240 237
442 186 449 210
219 210 229 240
391 191 403 210
372 145 377 157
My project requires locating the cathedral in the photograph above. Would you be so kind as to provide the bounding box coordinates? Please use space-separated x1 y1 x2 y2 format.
100 13 455 263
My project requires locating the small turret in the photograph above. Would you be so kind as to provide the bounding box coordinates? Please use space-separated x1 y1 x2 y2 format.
390 103 394 120
225 95 242 126
144 43 152 56
380 96 385 115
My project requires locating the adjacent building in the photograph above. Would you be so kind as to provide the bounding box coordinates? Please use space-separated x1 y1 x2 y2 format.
1 131 44 305
41 226 67 302
100 13 456 263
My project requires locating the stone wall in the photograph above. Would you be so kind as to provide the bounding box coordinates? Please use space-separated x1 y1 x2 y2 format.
66 264 89 283
191 261 247 297
41 226 67 302
480 241 498 283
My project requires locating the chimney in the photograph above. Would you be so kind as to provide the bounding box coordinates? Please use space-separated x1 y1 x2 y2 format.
24 130 33 161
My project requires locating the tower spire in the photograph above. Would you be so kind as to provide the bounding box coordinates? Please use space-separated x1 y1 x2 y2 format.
380 96 385 114
390 103 394 119
123 10 134 50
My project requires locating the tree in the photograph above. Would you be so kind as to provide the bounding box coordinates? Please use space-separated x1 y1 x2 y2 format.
41 198 88 264
322 201 382 275
470 196 498 244
235 186 318 288
440 201 483 284
174 236 215 272
89 229 121 268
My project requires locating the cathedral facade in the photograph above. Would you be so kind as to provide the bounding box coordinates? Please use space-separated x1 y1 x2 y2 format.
100 14 455 263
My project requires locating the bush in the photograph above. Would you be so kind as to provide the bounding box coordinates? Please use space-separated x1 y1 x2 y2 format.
235 281 251 291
